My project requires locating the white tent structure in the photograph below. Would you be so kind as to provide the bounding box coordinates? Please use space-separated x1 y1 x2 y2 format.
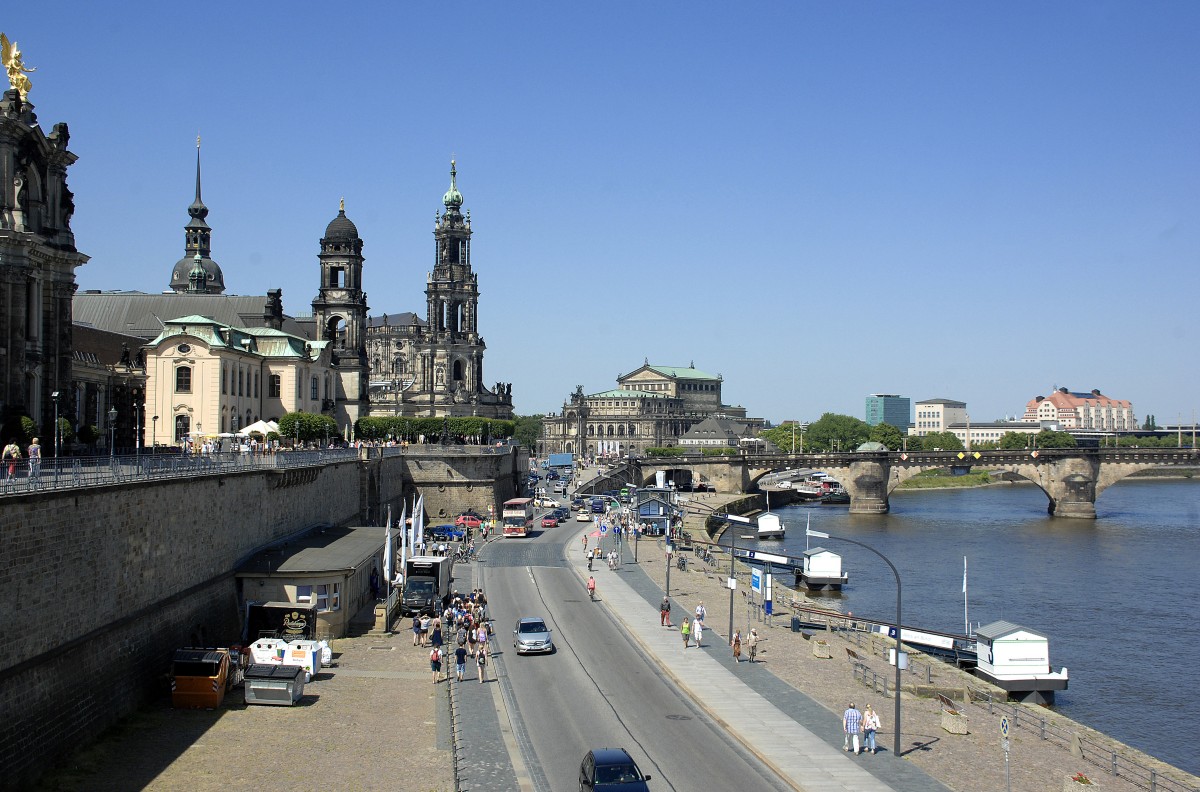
237 419 280 437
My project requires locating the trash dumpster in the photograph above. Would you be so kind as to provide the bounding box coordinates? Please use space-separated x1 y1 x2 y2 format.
791 615 802 633
171 648 231 709
244 663 306 706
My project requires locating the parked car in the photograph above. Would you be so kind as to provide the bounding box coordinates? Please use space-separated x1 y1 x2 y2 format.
455 513 483 529
576 512 592 522
541 516 558 528
429 524 465 541
578 748 651 791
513 617 554 655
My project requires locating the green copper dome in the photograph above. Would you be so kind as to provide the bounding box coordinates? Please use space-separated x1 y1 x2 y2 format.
442 159 463 208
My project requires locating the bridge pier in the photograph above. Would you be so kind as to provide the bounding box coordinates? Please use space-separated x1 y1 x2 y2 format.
845 457 890 515
1044 469 1099 519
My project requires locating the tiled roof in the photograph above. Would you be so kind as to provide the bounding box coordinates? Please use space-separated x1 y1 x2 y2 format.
647 364 719 380
368 312 427 328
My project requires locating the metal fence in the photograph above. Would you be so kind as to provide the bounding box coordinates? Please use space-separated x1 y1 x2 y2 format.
1 448 360 497
967 685 1198 792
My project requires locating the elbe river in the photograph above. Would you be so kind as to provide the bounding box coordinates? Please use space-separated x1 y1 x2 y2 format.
742 478 1200 776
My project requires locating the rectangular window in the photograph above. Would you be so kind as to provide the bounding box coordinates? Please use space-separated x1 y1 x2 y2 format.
238 369 244 397
269 374 281 398
331 582 341 611
296 585 313 604
255 372 260 398
316 584 329 612
311 377 319 400
175 366 192 393
221 365 227 395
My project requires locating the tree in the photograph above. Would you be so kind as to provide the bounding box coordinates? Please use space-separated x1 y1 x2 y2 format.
803 413 871 452
868 423 905 451
1034 429 1077 448
513 415 543 453
279 411 338 443
998 431 1031 450
759 425 796 452
920 431 964 451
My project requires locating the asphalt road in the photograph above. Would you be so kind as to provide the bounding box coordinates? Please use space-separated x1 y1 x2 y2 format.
477 503 791 792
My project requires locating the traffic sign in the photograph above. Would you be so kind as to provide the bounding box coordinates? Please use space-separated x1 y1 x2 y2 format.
1000 716 1010 737
1001 737 1010 753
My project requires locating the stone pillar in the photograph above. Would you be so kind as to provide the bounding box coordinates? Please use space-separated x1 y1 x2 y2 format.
845 456 891 514
1044 456 1099 519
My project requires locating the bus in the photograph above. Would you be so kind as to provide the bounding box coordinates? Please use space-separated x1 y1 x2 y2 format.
501 497 535 538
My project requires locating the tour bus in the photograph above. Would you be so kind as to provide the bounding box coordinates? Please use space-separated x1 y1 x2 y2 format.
501 497 535 538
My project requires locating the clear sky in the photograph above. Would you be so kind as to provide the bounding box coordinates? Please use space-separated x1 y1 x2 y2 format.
7 3 1198 425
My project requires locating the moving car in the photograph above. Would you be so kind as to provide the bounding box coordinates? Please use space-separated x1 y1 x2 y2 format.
542 516 559 528
536 497 560 509
576 512 592 522
428 524 465 541
513 617 554 655
578 748 651 791
552 507 570 520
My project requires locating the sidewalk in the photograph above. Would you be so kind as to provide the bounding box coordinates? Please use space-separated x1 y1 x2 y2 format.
574 535 950 792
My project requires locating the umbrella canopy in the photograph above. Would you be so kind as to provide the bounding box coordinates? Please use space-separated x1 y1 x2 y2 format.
237 419 279 437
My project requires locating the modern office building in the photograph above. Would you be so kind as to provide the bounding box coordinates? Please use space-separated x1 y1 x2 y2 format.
911 398 967 436
865 394 910 429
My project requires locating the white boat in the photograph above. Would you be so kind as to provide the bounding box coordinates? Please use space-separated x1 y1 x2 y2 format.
739 512 785 539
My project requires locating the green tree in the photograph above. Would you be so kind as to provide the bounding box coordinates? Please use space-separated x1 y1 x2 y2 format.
921 431 964 451
804 413 871 452
998 431 1031 450
55 417 76 444
279 411 338 443
513 415 543 452
868 422 905 450
759 425 796 452
1034 429 1077 448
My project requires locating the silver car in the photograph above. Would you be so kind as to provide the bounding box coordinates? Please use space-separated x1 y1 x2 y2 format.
513 617 554 655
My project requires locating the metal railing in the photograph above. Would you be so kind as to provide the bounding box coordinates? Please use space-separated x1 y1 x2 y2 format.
1 448 360 497
967 685 1198 792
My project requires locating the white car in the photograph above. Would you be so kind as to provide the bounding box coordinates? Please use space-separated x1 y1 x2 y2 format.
576 512 592 522
537 498 560 508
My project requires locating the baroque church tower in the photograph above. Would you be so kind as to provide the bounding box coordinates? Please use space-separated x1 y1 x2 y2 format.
169 138 225 294
311 200 369 429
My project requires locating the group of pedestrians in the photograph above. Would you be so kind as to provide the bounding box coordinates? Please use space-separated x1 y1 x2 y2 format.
842 702 882 755
422 588 491 685
3 437 41 484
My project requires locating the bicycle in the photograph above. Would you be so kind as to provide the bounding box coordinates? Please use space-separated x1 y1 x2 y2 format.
586 578 596 601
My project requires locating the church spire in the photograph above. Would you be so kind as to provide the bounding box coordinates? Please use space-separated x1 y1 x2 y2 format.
169 136 225 293
189 135 208 221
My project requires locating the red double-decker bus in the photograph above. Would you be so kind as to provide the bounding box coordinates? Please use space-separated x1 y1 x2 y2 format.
501 497 535 538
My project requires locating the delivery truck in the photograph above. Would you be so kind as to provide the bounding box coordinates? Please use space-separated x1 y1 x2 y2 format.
401 556 453 616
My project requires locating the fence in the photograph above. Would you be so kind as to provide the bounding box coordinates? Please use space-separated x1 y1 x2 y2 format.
1 448 360 497
967 684 1198 792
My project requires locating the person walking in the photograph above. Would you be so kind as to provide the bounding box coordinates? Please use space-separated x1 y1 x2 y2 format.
863 704 881 754
26 437 41 483
475 625 489 683
693 617 703 648
660 596 671 627
454 644 468 682
695 601 706 627
419 614 431 647
843 702 863 754
3 438 20 480
429 645 443 683
412 615 421 647
732 630 742 662
430 622 443 656
680 617 691 649
747 628 760 662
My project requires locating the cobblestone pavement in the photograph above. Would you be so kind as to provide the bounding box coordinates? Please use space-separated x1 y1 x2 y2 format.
35 624 456 792
624 493 1200 792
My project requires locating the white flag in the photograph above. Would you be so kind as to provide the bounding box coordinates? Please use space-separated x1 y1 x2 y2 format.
383 505 393 587
399 502 408 572
414 493 425 549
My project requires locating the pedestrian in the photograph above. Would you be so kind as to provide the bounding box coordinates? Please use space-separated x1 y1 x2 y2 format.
748 628 760 662
476 626 489 683
693 617 703 648
27 437 41 481
695 601 706 627
863 704 881 754
454 644 468 682
680 617 691 649
430 622 443 655
429 645 442 683
419 614 431 646
732 630 742 662
660 596 671 627
412 614 421 646
369 568 380 600
3 438 20 480
456 625 467 647
843 702 863 754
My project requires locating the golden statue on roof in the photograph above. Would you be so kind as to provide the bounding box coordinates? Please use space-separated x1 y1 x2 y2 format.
1 33 36 100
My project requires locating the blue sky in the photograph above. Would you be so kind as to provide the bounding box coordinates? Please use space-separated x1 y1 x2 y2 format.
7 3 1198 425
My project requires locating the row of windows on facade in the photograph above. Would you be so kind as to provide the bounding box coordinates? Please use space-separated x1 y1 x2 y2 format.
630 382 716 393
297 582 341 612
175 366 331 400
583 423 690 437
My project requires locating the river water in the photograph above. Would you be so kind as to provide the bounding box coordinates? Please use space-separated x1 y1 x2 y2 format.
743 479 1200 776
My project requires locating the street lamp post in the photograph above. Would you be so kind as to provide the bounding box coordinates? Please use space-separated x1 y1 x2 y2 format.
808 527 903 759
134 401 141 467
51 391 60 459
152 415 158 455
107 406 118 458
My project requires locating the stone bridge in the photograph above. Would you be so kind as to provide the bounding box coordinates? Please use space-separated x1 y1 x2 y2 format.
633 448 1199 518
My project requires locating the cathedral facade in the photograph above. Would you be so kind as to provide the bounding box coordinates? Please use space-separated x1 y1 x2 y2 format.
0 85 88 438
364 162 513 419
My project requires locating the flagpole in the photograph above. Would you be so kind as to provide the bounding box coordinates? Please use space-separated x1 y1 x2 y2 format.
384 505 393 598
963 556 969 635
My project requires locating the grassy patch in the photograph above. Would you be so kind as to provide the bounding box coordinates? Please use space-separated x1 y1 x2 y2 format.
898 471 993 489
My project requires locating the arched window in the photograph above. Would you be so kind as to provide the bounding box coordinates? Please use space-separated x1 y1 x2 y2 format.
452 359 464 382
246 409 252 427
587 425 594 437
254 372 260 398
607 425 615 437
174 414 190 441
175 366 192 393
617 425 625 437
311 377 319 400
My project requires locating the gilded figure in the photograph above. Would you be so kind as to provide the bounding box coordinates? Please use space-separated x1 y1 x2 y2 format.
1 33 35 99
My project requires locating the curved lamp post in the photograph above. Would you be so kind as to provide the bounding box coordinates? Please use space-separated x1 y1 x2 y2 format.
808 527 903 759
